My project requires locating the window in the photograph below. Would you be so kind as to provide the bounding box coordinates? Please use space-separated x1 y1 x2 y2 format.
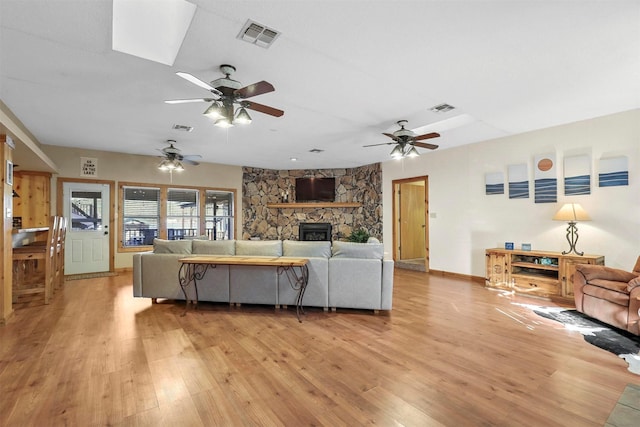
122 187 160 247
205 190 233 240
71 190 104 231
167 188 199 240
119 183 235 251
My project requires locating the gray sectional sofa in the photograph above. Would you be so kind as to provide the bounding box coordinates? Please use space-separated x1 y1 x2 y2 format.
132 239 394 312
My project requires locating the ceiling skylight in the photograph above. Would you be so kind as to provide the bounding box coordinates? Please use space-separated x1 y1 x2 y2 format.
112 0 196 66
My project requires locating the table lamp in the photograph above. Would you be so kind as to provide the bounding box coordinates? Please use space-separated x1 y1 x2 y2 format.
552 203 591 256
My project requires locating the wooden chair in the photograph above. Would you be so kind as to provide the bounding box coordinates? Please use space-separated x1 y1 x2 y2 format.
54 216 67 290
12 216 58 304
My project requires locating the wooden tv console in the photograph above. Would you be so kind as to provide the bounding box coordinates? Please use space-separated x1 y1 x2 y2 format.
485 248 604 301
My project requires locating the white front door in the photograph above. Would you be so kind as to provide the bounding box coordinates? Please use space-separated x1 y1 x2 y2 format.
63 182 110 275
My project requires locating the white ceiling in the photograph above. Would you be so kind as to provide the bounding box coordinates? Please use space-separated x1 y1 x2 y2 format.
2 1 639 172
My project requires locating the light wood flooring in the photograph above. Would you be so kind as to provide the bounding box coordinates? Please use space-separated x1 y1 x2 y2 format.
1 269 638 426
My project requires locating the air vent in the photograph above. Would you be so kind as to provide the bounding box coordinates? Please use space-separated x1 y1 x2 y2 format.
238 19 280 48
430 103 456 113
309 149 324 153
172 124 193 132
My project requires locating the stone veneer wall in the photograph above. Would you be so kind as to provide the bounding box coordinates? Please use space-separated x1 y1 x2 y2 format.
242 163 382 241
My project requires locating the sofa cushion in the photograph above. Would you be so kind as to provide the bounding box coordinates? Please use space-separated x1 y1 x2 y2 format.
588 278 630 293
236 240 283 257
192 240 236 255
583 284 630 307
152 238 192 254
283 240 331 258
331 241 383 260
576 264 639 283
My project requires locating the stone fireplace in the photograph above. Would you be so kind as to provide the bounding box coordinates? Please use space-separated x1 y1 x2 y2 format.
299 223 332 241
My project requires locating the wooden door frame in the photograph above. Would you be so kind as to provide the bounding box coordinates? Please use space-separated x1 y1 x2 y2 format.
57 177 116 273
392 176 429 271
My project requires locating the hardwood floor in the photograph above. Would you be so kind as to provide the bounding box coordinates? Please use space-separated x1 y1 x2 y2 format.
1 268 637 426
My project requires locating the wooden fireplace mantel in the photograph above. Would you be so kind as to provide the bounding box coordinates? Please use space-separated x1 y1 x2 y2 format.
266 202 362 209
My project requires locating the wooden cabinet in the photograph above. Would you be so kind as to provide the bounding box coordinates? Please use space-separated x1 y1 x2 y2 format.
12 171 51 229
486 251 508 286
485 248 604 301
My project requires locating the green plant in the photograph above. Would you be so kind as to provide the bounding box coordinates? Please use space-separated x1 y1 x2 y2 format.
347 228 370 243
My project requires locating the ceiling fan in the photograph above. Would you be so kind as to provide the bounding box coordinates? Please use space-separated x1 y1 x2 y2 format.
165 64 284 127
363 120 440 158
157 140 201 172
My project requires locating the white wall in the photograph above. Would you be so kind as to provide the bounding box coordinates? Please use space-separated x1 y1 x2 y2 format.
43 146 243 269
382 109 640 276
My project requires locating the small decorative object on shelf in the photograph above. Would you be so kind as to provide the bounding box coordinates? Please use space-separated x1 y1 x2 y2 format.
521 243 531 251
505 242 514 250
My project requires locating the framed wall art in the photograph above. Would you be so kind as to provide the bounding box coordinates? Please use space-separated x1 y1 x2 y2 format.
508 163 529 199
6 160 13 186
599 156 628 187
534 153 557 203
485 171 504 195
564 154 591 195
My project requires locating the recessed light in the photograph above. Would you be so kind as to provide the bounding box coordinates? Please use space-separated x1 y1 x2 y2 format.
290 157 298 162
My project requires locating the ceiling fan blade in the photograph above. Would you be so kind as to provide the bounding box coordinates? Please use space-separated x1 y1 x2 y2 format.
235 81 275 99
176 72 222 97
382 132 399 141
414 132 440 141
413 142 439 150
363 142 395 147
182 154 202 161
182 159 200 166
164 98 215 104
244 100 284 117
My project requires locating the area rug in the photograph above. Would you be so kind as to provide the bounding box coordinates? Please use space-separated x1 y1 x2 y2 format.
533 307 640 375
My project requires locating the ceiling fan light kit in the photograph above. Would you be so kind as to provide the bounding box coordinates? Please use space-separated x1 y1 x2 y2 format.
158 158 184 172
363 120 441 159
203 102 223 119
167 64 283 128
234 107 252 124
157 140 201 174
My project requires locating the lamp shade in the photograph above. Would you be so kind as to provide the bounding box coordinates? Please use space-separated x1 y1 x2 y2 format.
553 203 591 221
406 146 419 158
390 145 403 159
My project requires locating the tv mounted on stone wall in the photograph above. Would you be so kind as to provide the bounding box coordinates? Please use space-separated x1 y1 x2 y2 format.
295 177 335 202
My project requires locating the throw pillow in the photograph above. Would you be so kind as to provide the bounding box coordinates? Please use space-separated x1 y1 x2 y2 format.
192 240 236 255
152 238 192 254
331 241 383 260
236 240 283 257
283 240 331 258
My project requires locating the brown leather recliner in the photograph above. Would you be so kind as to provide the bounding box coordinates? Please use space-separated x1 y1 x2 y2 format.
574 257 640 335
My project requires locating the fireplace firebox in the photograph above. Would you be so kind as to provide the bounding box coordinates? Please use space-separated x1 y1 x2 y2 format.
299 223 332 241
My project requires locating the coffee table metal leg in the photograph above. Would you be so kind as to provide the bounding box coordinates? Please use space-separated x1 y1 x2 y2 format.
178 262 211 313
279 264 309 322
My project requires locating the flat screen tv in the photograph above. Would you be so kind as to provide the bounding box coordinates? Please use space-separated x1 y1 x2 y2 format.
295 177 335 202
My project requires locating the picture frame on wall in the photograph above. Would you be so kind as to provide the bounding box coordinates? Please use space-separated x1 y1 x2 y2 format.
6 160 13 186
599 156 629 187
534 153 557 203
485 171 504 195
564 154 591 195
508 163 529 199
